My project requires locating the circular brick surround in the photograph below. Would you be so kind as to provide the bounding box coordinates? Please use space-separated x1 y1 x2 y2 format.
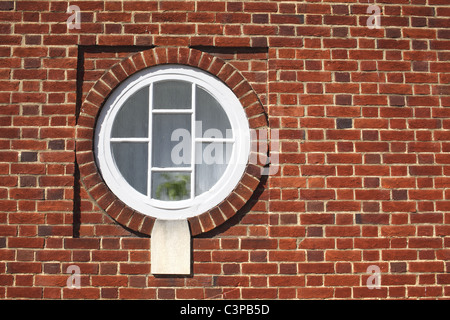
76 47 268 236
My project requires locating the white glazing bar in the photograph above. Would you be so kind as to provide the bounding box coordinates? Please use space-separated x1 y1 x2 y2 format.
151 167 192 172
147 83 153 199
110 138 150 143
190 83 196 200
194 138 235 143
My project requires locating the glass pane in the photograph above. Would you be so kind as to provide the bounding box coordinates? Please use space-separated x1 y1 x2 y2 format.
195 86 232 138
153 80 191 109
111 142 148 195
152 114 191 168
152 171 191 201
195 142 232 196
111 86 149 138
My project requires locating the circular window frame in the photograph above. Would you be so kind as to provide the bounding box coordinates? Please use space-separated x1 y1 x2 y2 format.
76 47 268 236
95 64 251 220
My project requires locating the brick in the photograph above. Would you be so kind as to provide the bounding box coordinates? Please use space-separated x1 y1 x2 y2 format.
326 201 360 212
269 250 305 262
119 263 150 275
408 238 442 249
244 2 277 13
7 287 42 299
409 166 442 176
241 239 277 250
10 188 44 200
0 1 14 10
300 190 335 200
269 226 305 238
298 238 335 250
64 238 100 249
7 262 42 273
119 288 156 300
11 163 45 175
409 261 444 273
353 287 388 299
324 275 360 287
382 250 418 261
326 250 361 261
242 288 278 299
37 250 71 262
297 287 334 299
212 251 248 262
381 226 416 237
326 226 360 237
92 276 128 287
35 275 68 287
354 238 389 249
92 251 128 262
63 288 100 300
300 214 334 225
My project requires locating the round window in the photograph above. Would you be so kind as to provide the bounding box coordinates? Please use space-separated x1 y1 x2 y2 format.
95 65 251 220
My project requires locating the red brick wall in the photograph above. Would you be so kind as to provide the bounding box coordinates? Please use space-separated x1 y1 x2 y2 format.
1 0 450 299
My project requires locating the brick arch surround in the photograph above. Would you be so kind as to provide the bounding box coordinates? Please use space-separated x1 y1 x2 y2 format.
75 47 268 237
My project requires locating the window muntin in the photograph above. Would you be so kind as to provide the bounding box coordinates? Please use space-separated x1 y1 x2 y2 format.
95 65 250 220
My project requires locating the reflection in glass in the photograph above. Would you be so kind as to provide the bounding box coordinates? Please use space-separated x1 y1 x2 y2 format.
153 80 191 109
111 86 149 138
195 142 232 196
152 114 191 168
195 86 231 138
111 142 148 195
152 171 191 201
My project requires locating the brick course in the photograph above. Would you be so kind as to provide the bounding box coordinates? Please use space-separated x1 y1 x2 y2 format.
0 0 449 299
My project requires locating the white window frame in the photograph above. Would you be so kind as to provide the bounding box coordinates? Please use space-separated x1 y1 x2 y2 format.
95 65 251 220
